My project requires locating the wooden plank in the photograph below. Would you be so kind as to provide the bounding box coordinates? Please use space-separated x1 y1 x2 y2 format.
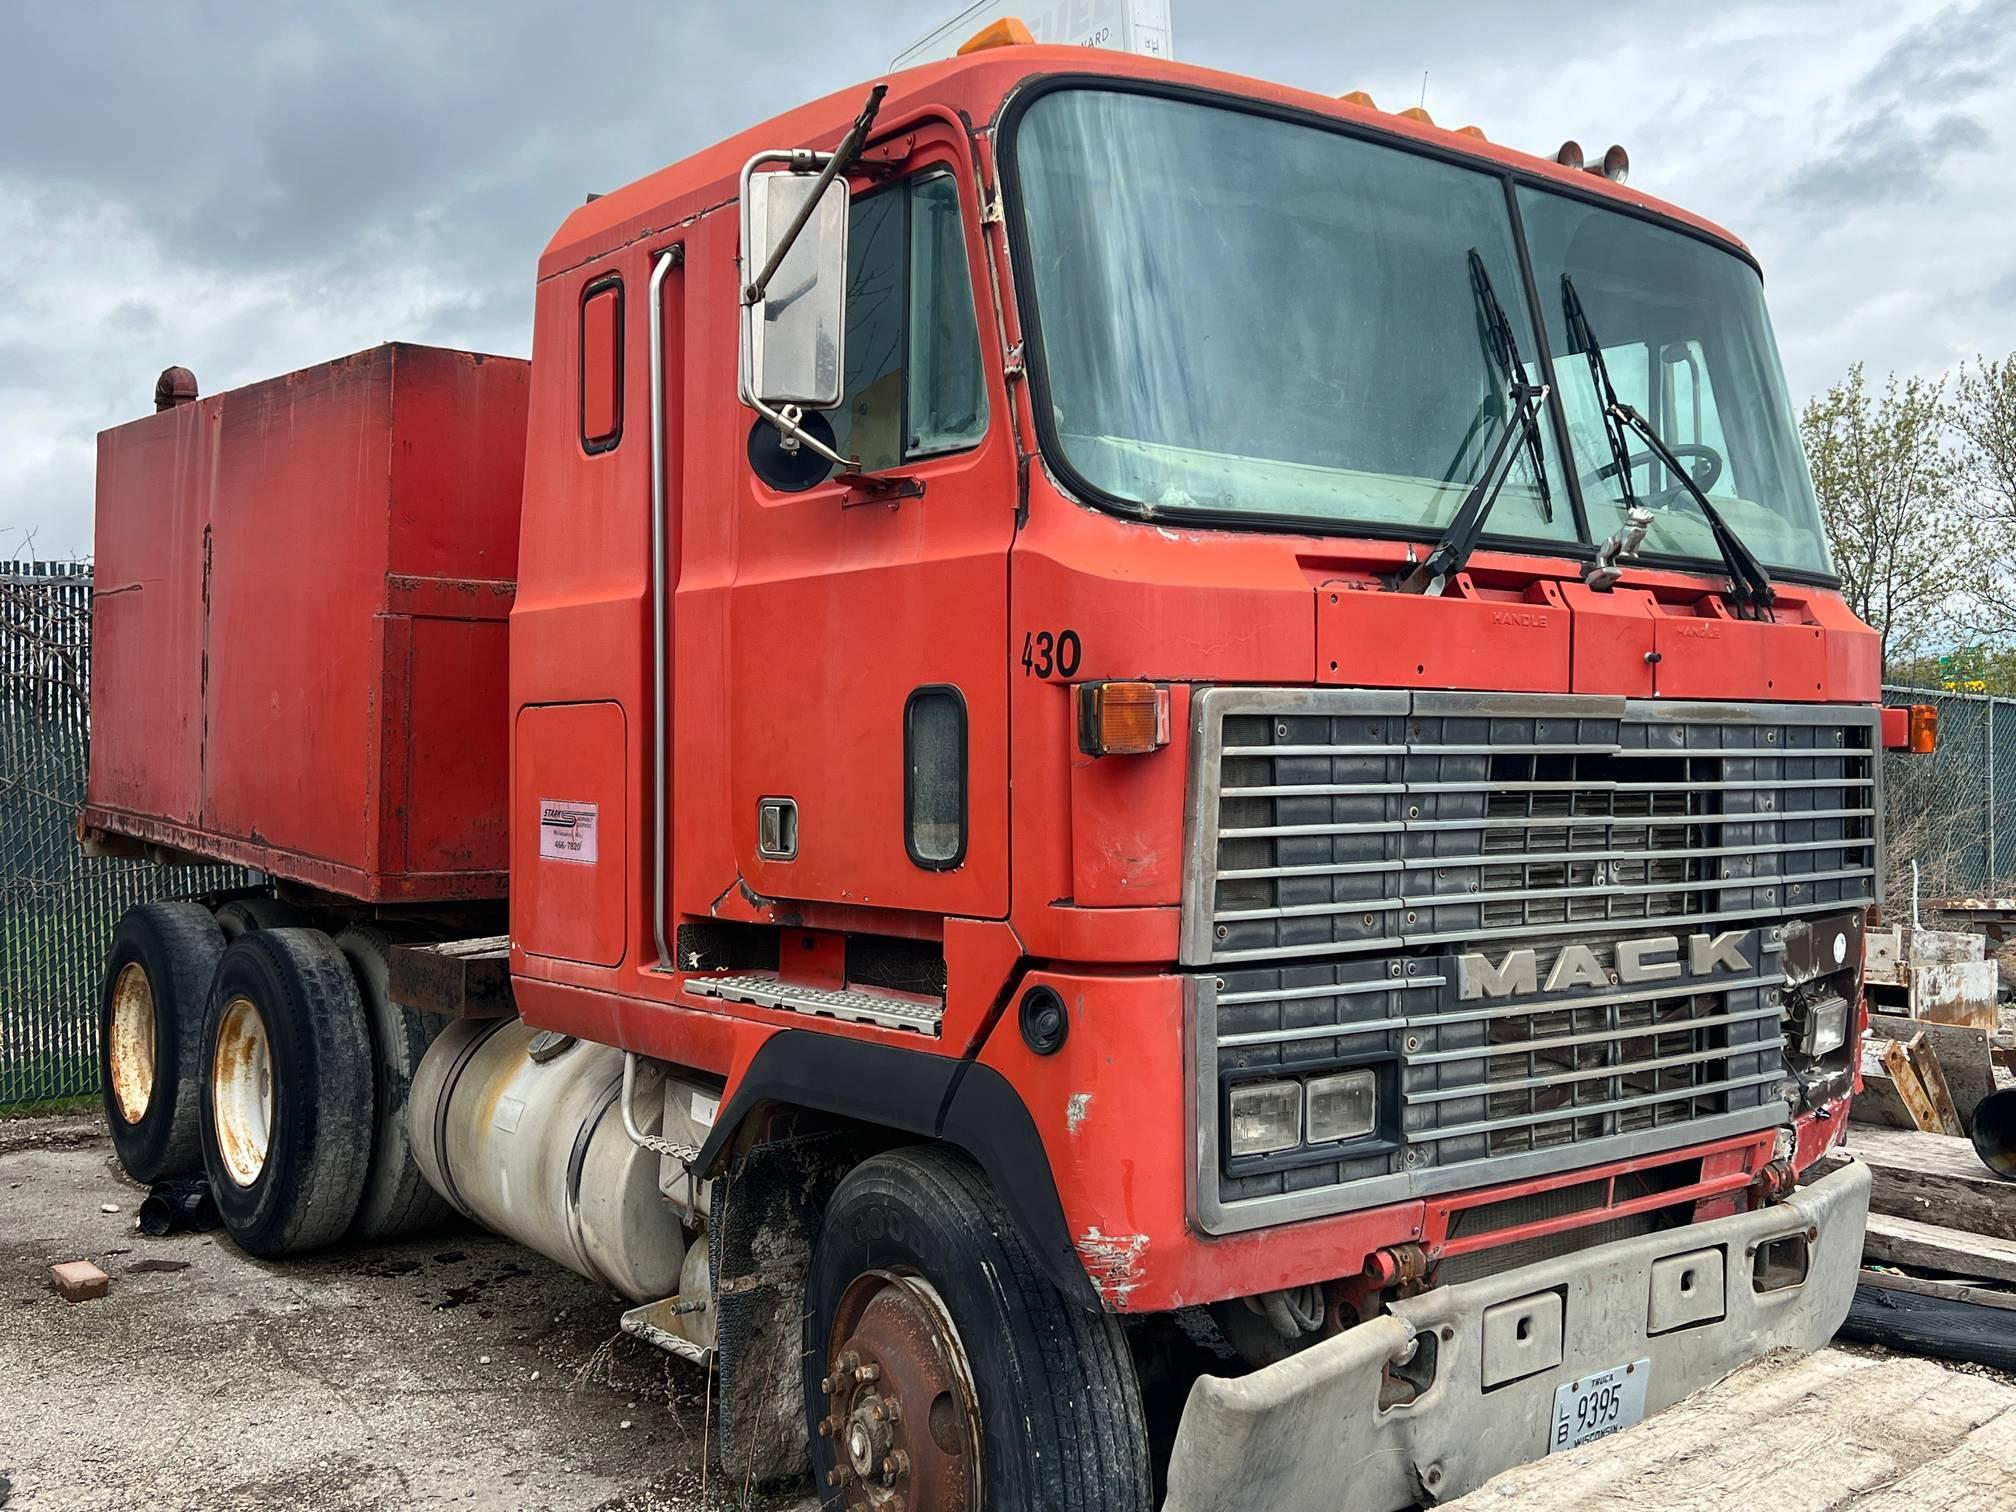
387 936 516 1019
1816 1125 2016 1241
1442 1349 2016 1509
1904 1033 1966 1137
1858 1266 2016 1311
1859 1407 2016 1512
1864 1211 2016 1285
1868 1013 1996 1127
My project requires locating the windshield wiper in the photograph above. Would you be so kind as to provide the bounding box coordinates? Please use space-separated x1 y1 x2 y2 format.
1400 254 1553 596
1561 274 1776 619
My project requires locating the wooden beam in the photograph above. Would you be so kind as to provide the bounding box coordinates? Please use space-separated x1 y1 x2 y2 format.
1817 1125 2016 1241
1864 1212 2016 1285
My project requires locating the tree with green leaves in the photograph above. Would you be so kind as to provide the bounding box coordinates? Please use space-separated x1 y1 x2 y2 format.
1800 364 1972 673
1953 353 2016 634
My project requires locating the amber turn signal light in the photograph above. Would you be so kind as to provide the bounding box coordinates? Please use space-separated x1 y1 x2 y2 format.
1908 703 1939 755
1078 681 1171 758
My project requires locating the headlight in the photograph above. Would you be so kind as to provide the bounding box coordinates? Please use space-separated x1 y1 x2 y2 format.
1801 993 1850 1058
1306 1069 1378 1144
1227 1080 1302 1157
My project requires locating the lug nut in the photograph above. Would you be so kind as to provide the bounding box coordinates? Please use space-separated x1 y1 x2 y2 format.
855 1363 880 1384
817 1419 831 1437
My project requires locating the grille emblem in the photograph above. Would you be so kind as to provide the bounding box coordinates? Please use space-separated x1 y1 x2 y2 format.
1455 931 1751 1000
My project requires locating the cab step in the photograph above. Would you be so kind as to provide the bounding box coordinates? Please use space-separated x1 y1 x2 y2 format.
684 973 944 1037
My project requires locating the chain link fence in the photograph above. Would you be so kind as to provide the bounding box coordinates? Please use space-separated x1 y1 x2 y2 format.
1881 683 2016 916
4 557 2012 1108
1 562 251 1110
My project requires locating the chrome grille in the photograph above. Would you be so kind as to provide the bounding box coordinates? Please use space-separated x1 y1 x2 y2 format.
1184 690 1880 1236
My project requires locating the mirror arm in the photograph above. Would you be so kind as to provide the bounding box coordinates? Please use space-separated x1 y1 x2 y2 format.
741 83 888 307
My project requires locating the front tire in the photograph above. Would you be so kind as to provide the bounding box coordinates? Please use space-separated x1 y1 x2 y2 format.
198 929 374 1257
98 902 227 1182
804 1145 1151 1512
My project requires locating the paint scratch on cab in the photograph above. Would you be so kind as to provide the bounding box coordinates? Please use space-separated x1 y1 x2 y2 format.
1066 1091 1093 1134
1077 1227 1148 1305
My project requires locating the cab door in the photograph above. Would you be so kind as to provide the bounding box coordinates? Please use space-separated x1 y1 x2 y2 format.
724 133 1016 919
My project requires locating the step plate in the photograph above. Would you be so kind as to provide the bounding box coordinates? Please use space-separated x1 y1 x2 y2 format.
686 974 944 1037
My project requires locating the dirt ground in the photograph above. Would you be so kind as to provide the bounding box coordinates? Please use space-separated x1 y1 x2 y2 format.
0 1116 813 1512
5 1114 2009 1512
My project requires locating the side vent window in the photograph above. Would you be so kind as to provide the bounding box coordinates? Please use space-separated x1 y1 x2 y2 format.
904 686 967 869
580 275 623 453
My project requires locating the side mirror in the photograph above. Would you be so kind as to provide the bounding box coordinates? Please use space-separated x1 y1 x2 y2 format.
738 168 849 412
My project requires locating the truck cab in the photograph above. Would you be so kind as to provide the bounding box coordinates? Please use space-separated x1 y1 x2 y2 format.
496 40 1876 1509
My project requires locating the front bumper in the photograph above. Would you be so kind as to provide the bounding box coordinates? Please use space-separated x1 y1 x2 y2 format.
1162 1158 1871 1511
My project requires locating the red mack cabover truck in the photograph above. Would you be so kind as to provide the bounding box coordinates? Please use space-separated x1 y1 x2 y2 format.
84 33 1890 1512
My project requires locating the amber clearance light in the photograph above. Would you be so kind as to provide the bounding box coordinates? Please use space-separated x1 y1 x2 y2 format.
1078 681 1171 758
1909 703 1939 755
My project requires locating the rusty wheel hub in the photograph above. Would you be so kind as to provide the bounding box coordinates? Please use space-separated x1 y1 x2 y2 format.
108 962 157 1124
819 1272 980 1512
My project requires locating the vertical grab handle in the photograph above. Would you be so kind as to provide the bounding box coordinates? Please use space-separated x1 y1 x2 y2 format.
649 247 681 971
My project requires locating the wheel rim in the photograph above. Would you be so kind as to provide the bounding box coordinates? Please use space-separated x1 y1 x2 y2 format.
819 1271 982 1511
212 995 275 1187
108 962 156 1124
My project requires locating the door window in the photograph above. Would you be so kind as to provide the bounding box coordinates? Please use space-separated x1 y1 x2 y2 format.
830 172 989 472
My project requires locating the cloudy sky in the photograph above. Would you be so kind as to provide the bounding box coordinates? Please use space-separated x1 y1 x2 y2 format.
4 0 2012 558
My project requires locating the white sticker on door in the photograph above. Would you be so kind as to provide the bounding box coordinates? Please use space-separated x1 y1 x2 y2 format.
539 799 599 864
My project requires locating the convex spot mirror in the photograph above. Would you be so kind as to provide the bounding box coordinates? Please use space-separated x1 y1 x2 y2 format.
739 169 849 413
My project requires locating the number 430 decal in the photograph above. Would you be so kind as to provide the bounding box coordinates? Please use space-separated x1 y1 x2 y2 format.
1020 629 1082 679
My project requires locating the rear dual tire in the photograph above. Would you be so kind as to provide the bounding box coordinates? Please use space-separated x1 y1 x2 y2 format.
99 902 227 1183
336 924 454 1240
197 929 375 1257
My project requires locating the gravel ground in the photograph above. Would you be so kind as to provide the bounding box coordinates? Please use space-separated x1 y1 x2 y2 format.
0 1116 814 1512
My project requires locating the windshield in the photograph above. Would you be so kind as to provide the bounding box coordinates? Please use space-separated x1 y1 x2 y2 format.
1009 88 1833 577
1012 89 1569 546
1518 187 1830 575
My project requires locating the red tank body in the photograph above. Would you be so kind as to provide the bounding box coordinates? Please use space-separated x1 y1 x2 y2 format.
85 343 528 902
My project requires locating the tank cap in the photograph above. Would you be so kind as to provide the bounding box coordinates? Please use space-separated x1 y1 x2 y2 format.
526 1030 577 1064
154 366 198 411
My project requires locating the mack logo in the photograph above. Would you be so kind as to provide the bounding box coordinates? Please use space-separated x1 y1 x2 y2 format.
1455 931 1751 1000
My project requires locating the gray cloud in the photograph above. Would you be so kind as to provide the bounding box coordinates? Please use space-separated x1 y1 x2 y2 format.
1783 108 1992 210
3 0 2015 557
1854 0 2015 98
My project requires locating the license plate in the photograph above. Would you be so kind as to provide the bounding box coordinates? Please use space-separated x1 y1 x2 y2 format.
1548 1359 1650 1453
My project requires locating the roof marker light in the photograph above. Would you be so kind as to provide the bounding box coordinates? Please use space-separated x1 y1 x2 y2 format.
958 17 1034 53
1399 105 1435 126
1339 90 1377 108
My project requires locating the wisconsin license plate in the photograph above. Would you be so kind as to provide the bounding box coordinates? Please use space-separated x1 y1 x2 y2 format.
1548 1359 1650 1453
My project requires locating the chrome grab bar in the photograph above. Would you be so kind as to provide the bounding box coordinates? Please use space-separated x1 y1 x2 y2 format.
648 247 680 971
